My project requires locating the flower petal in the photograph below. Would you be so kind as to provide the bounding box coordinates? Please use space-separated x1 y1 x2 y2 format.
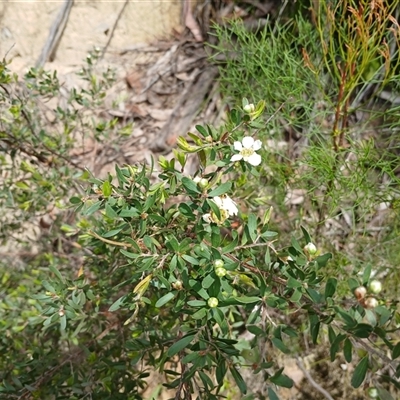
230 154 243 162
203 213 212 223
221 196 238 216
253 140 262 151
213 196 223 208
242 136 255 149
233 141 243 151
247 153 262 166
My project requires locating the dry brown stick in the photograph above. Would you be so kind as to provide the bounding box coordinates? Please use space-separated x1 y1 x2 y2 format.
36 0 74 68
150 66 219 152
296 357 334 400
183 0 203 42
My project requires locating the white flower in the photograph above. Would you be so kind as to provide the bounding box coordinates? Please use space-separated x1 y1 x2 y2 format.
202 213 213 223
213 195 238 217
230 136 262 166
202 194 238 224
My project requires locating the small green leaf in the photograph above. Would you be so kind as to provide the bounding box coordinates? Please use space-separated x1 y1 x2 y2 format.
231 296 260 304
290 289 302 303
178 203 195 219
60 315 67 331
182 177 200 194
202 275 215 289
49 264 65 283
70 196 82 204
187 300 206 307
192 308 207 320
167 335 195 357
351 356 369 388
83 200 103 216
102 180 112 197
246 325 265 336
155 292 175 308
109 296 125 312
229 366 247 394
115 164 128 184
314 253 332 268
198 370 214 390
247 213 258 243
392 343 400 360
268 387 280 400
325 277 337 299
208 182 232 197
181 254 199 265
337 310 357 329
362 264 372 285
182 351 201 364
216 360 227 385
166 235 179 252
271 338 290 354
351 323 373 339
287 276 302 289
300 226 312 243
344 338 352 363
377 387 395 400
41 280 56 293
211 225 221 247
330 333 346 361
102 228 122 238
207 198 221 220
309 314 320 344
196 124 208 137
270 369 293 388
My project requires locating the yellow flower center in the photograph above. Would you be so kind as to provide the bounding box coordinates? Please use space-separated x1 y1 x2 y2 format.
210 208 228 224
241 148 254 158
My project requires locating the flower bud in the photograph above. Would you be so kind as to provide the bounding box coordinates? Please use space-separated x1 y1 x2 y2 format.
304 242 317 255
215 267 227 277
369 280 382 294
354 286 367 300
195 178 209 190
364 297 378 309
213 259 224 269
368 388 378 398
207 297 219 308
172 280 183 290
243 104 255 114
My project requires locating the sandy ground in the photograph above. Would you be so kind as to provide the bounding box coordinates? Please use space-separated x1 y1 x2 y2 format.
0 0 182 73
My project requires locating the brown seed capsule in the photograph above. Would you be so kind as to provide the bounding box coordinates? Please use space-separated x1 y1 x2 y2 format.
354 286 367 300
364 297 378 309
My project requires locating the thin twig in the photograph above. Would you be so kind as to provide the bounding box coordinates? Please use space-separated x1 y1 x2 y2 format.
100 0 129 60
296 357 334 400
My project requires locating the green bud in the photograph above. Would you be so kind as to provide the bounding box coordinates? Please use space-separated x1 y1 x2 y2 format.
243 104 255 114
207 297 219 308
213 259 224 269
215 267 227 277
172 280 183 290
368 388 378 398
369 280 382 294
304 242 317 255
